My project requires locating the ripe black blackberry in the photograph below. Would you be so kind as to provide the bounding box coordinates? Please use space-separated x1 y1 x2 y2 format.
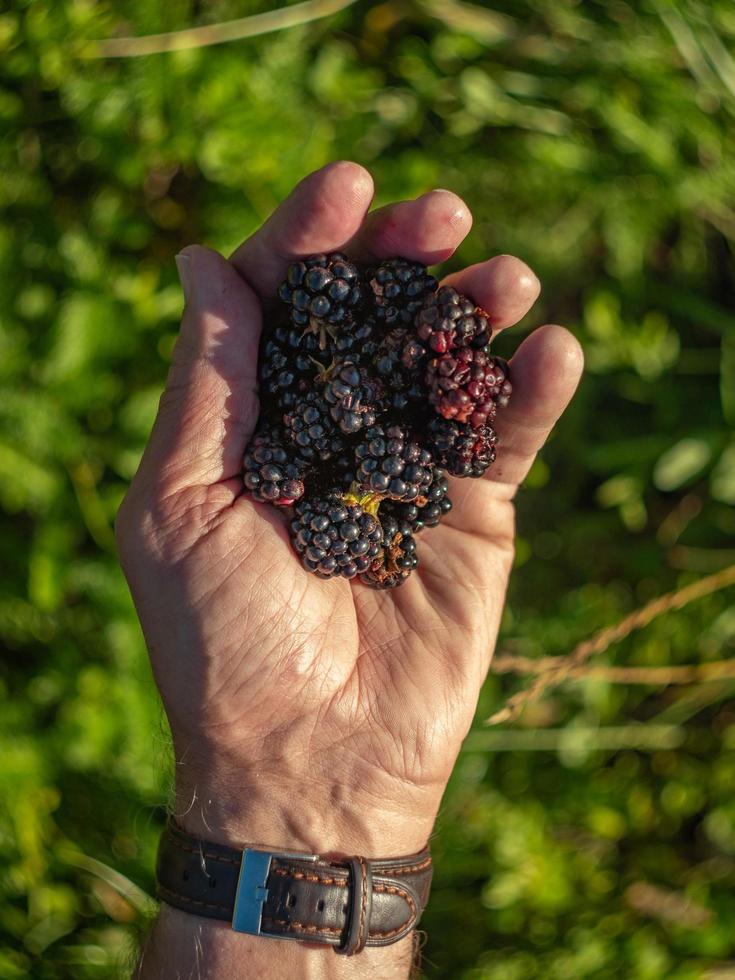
291 493 383 579
243 424 308 505
426 350 511 429
360 514 418 589
355 424 433 501
425 418 498 478
368 258 437 326
333 319 381 367
374 327 426 383
278 253 365 333
324 359 383 434
382 469 452 533
283 390 345 463
415 286 492 354
373 328 426 415
259 323 330 412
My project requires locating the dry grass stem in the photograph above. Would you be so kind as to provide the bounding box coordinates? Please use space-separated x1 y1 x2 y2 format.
487 563 735 725
80 0 357 58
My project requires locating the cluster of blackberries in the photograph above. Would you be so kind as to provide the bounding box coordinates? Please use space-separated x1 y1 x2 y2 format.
243 253 512 588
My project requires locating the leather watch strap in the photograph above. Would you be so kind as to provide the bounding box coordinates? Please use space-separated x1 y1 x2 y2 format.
156 820 432 954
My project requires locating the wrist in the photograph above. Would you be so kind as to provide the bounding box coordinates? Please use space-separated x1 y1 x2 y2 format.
172 753 439 857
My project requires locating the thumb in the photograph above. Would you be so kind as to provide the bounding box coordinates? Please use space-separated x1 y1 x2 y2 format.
134 245 262 496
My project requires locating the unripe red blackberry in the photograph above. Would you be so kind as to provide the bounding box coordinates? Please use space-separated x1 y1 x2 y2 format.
291 493 383 579
415 286 492 354
426 350 511 428
355 424 433 501
369 258 437 325
278 253 365 330
425 418 497 478
324 359 383 434
283 390 344 463
243 425 308 505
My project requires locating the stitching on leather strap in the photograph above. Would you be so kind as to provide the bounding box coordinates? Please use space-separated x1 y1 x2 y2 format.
265 918 411 941
264 918 344 937
367 882 417 939
172 840 241 865
273 867 348 887
157 882 230 914
375 882 417 918
379 856 432 875
166 824 241 866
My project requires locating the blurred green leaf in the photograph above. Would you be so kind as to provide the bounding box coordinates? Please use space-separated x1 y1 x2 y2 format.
1 0 734 975
654 438 713 491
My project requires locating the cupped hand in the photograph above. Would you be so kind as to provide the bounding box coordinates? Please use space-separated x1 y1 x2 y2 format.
116 162 583 859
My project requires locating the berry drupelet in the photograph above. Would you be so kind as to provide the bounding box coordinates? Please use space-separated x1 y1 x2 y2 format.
278 253 365 332
368 258 438 326
414 286 492 354
426 350 511 428
333 319 381 367
373 327 427 415
291 493 383 579
259 323 330 412
243 425 308 505
355 424 433 501
381 468 452 533
426 418 498 478
283 390 344 463
323 359 382 434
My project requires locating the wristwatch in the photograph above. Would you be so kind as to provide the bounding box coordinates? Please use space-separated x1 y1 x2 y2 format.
155 819 433 956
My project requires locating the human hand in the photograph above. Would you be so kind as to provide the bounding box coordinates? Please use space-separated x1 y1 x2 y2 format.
117 162 582 975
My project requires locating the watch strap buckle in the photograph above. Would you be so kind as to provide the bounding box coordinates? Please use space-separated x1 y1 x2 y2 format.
231 847 318 936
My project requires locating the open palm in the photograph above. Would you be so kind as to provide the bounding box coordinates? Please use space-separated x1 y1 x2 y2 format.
117 162 583 857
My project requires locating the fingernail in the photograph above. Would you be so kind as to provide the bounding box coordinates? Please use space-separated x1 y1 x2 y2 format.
175 253 193 303
431 188 455 195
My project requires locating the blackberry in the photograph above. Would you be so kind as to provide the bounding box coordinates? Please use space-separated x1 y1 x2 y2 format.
324 359 383 434
426 350 511 428
259 323 330 411
243 425 308 505
291 493 383 579
382 469 452 533
415 286 492 354
373 327 426 416
368 258 437 326
283 390 345 463
278 253 365 333
355 424 433 501
360 515 418 589
425 418 497 478
333 319 381 367
374 327 426 385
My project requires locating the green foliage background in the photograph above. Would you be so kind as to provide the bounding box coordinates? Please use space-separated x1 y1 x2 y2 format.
1 0 734 976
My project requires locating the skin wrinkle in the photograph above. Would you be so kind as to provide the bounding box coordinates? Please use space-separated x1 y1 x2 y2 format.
439 478 517 536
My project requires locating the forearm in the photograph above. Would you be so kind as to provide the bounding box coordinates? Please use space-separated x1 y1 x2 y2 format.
137 906 416 980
